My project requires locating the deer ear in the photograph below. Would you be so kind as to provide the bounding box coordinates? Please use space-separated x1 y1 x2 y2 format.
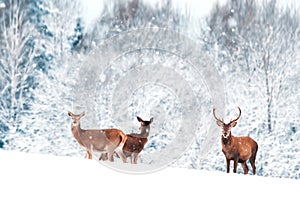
80 112 85 117
216 120 223 127
230 121 237 127
137 116 142 122
150 117 153 123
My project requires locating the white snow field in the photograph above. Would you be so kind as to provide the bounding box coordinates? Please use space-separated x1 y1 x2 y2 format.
0 150 298 200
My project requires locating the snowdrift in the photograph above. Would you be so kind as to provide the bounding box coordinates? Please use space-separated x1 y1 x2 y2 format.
0 150 298 200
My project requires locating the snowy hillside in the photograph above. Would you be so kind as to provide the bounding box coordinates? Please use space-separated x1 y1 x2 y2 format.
0 150 298 200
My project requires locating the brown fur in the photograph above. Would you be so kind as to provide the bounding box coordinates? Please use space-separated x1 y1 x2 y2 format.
213 107 258 175
68 111 127 162
100 116 153 164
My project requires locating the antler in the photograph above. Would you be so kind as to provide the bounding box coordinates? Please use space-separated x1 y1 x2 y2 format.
213 107 223 124
230 107 241 123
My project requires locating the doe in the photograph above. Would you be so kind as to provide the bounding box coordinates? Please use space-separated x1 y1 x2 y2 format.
100 116 153 164
123 116 153 164
68 111 127 162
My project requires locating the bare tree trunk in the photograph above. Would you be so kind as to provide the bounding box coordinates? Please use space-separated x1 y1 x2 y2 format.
0 0 37 129
263 53 272 133
118 0 139 25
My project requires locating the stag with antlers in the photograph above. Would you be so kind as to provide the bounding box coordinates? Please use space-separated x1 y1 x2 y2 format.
213 107 258 175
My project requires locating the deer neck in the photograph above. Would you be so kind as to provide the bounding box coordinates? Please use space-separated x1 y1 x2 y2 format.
222 133 232 146
71 123 85 145
139 126 150 138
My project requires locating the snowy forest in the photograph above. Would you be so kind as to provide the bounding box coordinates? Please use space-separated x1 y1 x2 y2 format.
0 0 299 179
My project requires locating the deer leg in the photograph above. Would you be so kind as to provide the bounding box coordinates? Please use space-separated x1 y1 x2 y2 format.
130 154 134 164
115 148 127 163
226 159 230 173
107 152 114 162
241 161 249 175
250 157 256 175
233 159 238 173
106 147 115 162
250 148 257 175
99 153 108 161
104 153 108 160
85 150 92 159
132 153 138 164
130 153 134 164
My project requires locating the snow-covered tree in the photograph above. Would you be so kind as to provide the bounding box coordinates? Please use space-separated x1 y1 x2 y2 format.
39 0 82 59
1 0 85 156
19 0 85 156
0 0 40 144
193 0 300 179
204 0 300 135
82 0 189 52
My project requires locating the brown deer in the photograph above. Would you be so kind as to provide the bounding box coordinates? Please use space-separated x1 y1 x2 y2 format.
68 111 127 163
100 116 153 164
213 107 258 175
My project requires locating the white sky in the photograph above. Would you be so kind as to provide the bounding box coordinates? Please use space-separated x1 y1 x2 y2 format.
81 0 300 29
80 0 226 29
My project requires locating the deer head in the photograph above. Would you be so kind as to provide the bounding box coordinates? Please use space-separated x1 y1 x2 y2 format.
213 107 241 139
68 111 85 127
212 107 258 175
137 116 153 137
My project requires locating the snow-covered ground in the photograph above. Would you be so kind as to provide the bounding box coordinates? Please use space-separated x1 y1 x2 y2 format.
0 150 298 200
